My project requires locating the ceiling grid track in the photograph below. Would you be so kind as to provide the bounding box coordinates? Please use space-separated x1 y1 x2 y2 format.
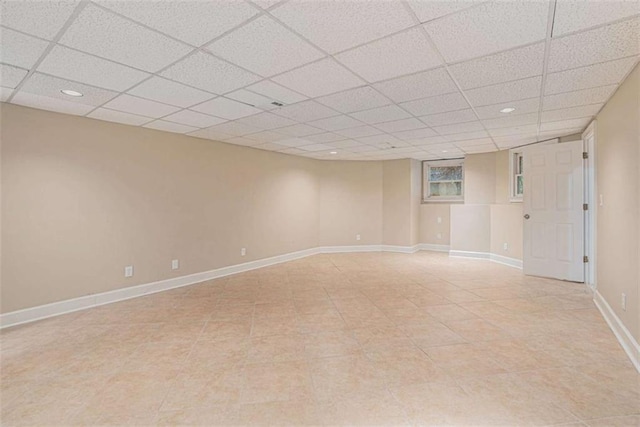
536 0 559 141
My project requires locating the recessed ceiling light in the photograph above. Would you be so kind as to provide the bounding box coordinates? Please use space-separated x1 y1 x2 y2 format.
500 107 516 113
330 151 337 154
60 89 83 97
442 150 448 153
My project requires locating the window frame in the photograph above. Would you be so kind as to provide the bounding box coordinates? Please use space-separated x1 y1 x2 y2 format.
509 149 524 203
422 159 465 203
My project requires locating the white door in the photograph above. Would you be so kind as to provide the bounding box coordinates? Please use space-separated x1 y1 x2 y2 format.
523 140 584 282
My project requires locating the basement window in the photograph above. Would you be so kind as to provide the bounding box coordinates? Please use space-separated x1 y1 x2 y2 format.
509 150 524 202
423 159 464 203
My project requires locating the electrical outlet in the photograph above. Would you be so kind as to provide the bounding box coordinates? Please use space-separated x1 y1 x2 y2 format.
437 233 442 240
622 293 627 311
171 259 179 270
356 234 361 241
124 265 134 278
503 243 508 251
437 217 442 224
241 248 246 256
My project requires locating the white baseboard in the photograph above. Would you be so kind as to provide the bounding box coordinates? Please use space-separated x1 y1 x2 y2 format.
490 253 524 269
449 250 491 259
417 243 450 252
593 290 640 373
0 244 513 329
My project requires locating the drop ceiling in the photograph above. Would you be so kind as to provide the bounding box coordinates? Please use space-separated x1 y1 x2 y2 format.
0 0 638 161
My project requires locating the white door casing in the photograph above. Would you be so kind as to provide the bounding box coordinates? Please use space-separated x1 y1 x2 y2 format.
523 140 585 282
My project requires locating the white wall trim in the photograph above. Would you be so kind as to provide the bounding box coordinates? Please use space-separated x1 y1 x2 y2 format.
449 250 491 259
490 253 524 269
417 243 450 252
593 290 640 372
0 244 516 329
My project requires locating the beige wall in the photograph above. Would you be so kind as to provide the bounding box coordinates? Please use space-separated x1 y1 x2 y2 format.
595 64 640 341
318 160 383 246
1 104 320 313
450 205 491 253
464 152 496 204
419 204 451 246
382 159 413 246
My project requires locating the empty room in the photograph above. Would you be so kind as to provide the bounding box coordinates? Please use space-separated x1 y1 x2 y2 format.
1 0 639 425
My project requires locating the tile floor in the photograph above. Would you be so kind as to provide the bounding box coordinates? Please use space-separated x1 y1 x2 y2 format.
1 252 638 426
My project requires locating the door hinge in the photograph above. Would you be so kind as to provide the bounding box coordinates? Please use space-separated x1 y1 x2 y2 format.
583 256 589 263
583 151 589 159
583 203 588 211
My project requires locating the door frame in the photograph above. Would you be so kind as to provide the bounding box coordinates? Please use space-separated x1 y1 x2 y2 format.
582 121 597 290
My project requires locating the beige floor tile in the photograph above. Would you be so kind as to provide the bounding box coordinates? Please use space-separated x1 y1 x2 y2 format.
240 360 314 404
309 353 387 401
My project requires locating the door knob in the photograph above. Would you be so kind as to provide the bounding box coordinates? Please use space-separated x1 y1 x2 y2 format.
524 214 530 219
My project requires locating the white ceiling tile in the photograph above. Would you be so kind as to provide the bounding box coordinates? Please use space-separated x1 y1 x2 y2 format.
541 104 602 122
0 0 79 40
274 123 324 137
481 112 538 129
18 72 118 106
445 130 490 141
375 118 428 133
87 107 151 126
335 125 383 139
449 42 545 90
407 0 481 23
545 57 637 94
356 134 403 146
349 105 411 124
391 128 439 141
201 121 262 137
207 15 323 77
98 0 258 46
223 136 262 146
243 130 288 143
11 91 94 116
459 143 496 153
128 77 215 108
271 100 338 122
543 85 616 110
0 64 28 88
316 86 390 113
348 144 383 153
161 51 261 94
37 45 149 91
419 108 477 127
275 137 315 148
298 143 335 152
246 80 307 105
272 58 365 98
163 110 227 128
279 147 308 155
304 132 347 143
0 28 49 69
474 98 540 119
102 94 180 118
307 115 363 131
373 67 458 103
465 76 542 107
493 135 538 148
270 1 415 53
327 139 364 149
452 137 494 147
234 111 297 130
540 117 590 132
335 28 442 83
547 18 640 72
253 142 289 152
144 120 198 134
59 4 192 73
1 87 13 101
400 92 468 116
433 121 485 135
406 135 448 145
188 127 233 141
226 89 277 109
424 1 549 63
488 124 538 137
553 0 639 36
190 97 262 120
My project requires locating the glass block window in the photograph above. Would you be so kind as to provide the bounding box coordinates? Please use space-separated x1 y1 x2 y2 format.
423 160 464 202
